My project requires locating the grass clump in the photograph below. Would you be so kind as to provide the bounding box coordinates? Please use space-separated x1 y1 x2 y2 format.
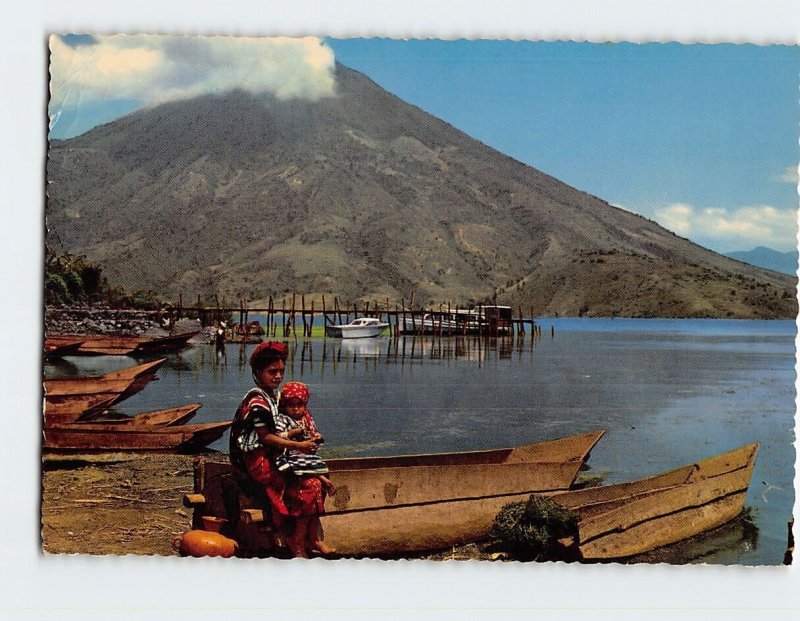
490 495 579 561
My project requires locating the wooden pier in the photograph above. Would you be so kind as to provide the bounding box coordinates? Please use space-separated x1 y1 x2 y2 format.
167 295 544 340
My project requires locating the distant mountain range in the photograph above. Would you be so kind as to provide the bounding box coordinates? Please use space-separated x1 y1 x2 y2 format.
724 247 798 276
46 64 797 318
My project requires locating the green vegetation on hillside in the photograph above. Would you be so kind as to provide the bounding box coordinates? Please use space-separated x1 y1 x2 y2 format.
45 248 162 309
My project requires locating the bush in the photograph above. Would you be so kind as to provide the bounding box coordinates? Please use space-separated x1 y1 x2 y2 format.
45 273 71 304
490 495 579 561
63 270 84 300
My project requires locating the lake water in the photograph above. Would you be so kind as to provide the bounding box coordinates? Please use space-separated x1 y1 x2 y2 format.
44 318 797 565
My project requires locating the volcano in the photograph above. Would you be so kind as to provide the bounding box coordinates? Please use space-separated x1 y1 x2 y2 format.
46 64 797 318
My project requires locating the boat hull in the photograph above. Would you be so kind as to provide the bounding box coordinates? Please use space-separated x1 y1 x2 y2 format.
43 420 230 452
188 430 605 555
550 443 759 560
338 326 388 339
45 332 198 356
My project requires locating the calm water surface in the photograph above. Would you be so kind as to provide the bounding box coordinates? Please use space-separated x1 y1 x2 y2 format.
45 318 796 565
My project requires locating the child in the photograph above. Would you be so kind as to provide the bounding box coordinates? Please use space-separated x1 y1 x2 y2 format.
276 381 335 556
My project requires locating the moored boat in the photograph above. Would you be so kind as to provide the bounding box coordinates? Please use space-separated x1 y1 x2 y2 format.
43 419 230 452
549 442 759 560
398 305 513 336
44 337 86 357
82 403 202 427
43 359 165 398
45 331 199 356
43 394 118 425
333 317 390 339
183 430 605 555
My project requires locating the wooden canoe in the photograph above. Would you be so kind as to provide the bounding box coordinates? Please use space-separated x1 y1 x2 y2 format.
44 337 85 357
46 332 199 356
187 430 605 555
549 442 759 560
43 419 230 452
44 359 165 398
43 394 118 425
77 403 201 427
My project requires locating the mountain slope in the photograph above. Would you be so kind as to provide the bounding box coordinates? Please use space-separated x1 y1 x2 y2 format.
46 64 797 318
725 247 798 276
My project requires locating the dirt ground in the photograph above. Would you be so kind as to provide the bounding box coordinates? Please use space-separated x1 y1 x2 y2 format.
42 453 199 556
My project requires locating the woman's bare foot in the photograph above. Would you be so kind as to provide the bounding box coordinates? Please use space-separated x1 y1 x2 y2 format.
311 540 337 555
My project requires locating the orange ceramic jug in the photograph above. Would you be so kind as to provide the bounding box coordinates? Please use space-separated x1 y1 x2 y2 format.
172 530 239 558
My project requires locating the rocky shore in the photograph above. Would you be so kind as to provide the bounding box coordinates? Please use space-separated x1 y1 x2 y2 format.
45 305 210 341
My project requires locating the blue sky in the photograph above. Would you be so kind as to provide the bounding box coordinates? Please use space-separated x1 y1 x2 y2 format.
49 36 799 254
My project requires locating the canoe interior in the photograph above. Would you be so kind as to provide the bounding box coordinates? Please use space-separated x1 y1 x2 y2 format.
43 394 118 425
76 403 201 427
551 443 759 560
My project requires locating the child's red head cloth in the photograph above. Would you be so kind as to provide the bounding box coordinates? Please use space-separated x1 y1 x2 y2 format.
280 381 310 405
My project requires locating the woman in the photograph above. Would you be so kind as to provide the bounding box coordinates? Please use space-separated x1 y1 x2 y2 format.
229 340 328 558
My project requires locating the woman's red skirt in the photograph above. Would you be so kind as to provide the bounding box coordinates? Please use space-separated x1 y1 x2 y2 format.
244 448 325 523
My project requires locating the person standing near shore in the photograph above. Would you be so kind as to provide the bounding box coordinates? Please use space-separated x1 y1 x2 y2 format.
228 341 326 557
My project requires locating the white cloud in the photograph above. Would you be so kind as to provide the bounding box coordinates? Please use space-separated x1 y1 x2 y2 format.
775 165 799 184
49 34 336 119
654 202 798 252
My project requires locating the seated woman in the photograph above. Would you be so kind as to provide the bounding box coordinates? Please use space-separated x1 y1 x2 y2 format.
228 341 327 558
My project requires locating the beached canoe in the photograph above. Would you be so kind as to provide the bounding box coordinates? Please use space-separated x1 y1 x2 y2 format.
43 394 119 425
45 331 200 356
44 358 167 396
43 419 230 452
548 442 759 560
44 358 166 406
185 430 605 555
77 403 201 427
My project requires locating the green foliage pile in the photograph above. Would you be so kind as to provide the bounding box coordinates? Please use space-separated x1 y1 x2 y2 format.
45 248 161 309
490 495 579 561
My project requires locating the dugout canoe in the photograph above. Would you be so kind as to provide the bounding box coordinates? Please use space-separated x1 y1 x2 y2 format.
549 442 759 560
43 359 165 398
44 337 85 357
46 332 199 356
186 430 605 555
43 394 118 425
78 403 201 427
43 419 230 452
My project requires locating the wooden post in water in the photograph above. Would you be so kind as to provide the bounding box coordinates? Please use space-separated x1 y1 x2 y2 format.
309 300 315 337
290 293 297 339
409 292 416 335
447 301 452 336
301 294 308 338
178 293 183 319
518 306 525 335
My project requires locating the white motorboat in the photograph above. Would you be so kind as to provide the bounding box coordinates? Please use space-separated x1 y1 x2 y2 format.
336 317 390 339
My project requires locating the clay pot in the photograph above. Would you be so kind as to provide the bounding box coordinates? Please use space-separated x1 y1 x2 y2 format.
172 530 239 558
201 516 228 533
